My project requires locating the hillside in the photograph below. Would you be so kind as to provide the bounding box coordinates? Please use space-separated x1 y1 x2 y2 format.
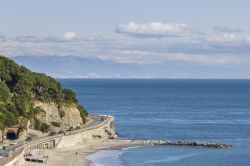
0 55 88 132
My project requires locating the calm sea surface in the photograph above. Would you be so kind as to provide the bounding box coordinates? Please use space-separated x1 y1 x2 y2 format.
59 79 250 166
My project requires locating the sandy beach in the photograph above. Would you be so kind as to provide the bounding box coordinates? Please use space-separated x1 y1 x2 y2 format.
24 140 146 166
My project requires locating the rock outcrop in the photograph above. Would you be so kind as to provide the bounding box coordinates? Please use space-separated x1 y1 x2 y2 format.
60 105 83 129
34 101 83 130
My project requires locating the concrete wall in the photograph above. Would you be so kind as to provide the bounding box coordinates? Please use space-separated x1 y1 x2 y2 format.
57 116 115 148
57 117 115 148
4 150 25 166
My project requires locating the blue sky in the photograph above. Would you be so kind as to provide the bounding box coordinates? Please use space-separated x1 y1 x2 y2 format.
1 0 250 78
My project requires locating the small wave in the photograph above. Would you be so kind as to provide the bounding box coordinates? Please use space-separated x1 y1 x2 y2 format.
122 146 142 151
138 153 198 165
87 149 124 166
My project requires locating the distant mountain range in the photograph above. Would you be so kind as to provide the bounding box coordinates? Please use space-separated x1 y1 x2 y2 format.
12 56 146 78
11 55 247 78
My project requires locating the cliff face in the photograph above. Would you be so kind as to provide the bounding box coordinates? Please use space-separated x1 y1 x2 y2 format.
34 101 83 130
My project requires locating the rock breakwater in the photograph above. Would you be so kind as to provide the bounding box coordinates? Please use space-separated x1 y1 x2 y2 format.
124 140 232 148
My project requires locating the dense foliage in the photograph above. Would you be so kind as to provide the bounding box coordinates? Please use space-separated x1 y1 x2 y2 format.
77 104 88 123
0 55 88 132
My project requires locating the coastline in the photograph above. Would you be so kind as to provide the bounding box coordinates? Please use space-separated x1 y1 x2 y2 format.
23 138 232 166
24 140 146 166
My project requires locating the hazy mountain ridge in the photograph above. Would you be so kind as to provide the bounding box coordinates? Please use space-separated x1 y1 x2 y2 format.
11 55 249 79
12 55 142 78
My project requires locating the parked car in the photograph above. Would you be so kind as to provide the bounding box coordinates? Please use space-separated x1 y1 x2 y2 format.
10 141 17 146
58 130 64 134
49 131 56 136
25 136 32 141
68 127 74 131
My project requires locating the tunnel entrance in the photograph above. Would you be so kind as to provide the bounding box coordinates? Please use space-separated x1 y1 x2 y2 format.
4 127 20 140
6 130 18 140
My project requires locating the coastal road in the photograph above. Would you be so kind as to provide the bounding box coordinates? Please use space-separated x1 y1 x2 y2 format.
6 115 106 151
0 115 110 166
83 115 104 128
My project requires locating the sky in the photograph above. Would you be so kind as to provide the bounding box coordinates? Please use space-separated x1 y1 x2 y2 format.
1 0 250 78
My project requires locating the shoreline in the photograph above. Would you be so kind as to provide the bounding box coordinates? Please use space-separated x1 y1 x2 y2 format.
24 140 146 166
24 139 232 166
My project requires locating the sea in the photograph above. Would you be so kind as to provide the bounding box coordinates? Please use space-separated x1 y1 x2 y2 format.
59 79 250 166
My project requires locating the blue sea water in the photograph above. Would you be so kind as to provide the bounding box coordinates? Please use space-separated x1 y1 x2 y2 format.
60 79 250 166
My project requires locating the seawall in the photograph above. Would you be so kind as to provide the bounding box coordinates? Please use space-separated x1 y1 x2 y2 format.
56 116 115 148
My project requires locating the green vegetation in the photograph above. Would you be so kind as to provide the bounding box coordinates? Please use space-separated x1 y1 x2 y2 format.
77 104 88 123
58 108 65 118
0 55 88 132
51 122 60 127
34 117 50 132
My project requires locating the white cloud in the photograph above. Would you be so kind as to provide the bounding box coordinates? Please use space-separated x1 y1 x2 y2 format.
222 33 237 41
165 53 238 65
203 34 250 52
214 26 245 33
207 33 238 43
0 35 6 42
64 32 76 40
113 49 238 65
246 36 250 44
12 35 66 43
115 22 189 38
1 32 250 68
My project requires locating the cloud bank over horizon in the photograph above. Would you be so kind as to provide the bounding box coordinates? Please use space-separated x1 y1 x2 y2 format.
115 22 190 38
0 22 250 78
64 32 77 40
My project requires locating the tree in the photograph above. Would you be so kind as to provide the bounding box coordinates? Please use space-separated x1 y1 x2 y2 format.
63 88 77 103
0 56 19 83
0 82 11 104
77 105 88 123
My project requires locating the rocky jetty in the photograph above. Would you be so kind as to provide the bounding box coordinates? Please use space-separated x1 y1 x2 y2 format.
125 140 232 148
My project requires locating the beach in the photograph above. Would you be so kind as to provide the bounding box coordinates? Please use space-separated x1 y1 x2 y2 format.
24 140 145 166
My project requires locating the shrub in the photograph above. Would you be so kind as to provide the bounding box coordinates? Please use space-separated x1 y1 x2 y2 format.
62 88 77 103
0 82 11 103
33 117 50 133
77 105 88 123
51 122 60 127
40 123 50 133
58 109 65 118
